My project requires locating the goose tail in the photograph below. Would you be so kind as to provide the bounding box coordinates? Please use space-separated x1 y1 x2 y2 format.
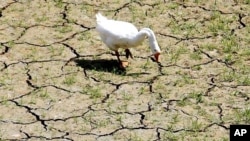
96 13 107 23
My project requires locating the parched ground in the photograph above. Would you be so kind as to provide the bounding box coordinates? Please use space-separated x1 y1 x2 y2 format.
0 0 250 140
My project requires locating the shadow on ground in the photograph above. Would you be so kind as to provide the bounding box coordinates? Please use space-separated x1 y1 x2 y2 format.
75 58 152 76
75 59 127 75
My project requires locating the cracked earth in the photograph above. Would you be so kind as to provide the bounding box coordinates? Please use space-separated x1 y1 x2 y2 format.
0 0 250 140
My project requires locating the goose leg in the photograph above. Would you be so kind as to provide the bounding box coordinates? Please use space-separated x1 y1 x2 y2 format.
125 49 133 59
115 51 121 62
115 51 128 68
115 51 123 68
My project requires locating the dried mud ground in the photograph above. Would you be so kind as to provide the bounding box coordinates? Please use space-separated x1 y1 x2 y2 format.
0 0 250 141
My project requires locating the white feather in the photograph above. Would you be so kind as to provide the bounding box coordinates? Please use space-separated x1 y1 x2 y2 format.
95 13 161 54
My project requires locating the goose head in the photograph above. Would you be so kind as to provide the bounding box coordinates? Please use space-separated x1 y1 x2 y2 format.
141 28 161 62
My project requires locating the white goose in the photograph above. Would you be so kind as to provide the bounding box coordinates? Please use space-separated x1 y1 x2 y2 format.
95 13 161 68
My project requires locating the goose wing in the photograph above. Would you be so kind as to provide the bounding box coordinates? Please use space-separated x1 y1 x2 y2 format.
96 19 138 50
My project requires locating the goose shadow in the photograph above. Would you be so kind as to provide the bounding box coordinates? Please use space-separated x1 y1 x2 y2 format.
74 58 152 76
74 59 126 75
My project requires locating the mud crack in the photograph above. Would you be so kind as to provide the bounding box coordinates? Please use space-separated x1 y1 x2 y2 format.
10 100 48 130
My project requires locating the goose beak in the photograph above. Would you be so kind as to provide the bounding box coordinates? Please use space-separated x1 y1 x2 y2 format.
154 52 160 62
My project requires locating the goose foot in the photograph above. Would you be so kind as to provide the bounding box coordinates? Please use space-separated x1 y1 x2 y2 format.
119 61 129 69
125 49 133 59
